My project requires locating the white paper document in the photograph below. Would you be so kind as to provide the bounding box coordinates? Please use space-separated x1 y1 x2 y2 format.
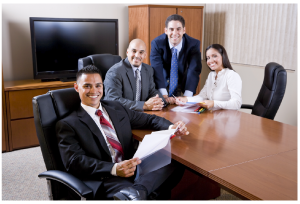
133 129 175 160
170 103 200 113
133 129 176 177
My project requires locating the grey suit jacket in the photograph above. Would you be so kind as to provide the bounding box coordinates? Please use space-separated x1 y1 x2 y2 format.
104 58 164 111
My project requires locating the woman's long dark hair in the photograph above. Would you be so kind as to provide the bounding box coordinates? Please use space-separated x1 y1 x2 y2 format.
205 44 234 71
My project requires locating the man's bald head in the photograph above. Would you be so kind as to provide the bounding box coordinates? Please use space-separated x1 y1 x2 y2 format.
128 39 146 50
126 39 147 67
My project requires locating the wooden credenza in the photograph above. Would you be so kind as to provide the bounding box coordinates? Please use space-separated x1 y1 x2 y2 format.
3 80 75 152
128 4 204 94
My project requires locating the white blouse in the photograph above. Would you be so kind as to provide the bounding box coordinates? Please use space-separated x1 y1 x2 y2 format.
187 68 242 110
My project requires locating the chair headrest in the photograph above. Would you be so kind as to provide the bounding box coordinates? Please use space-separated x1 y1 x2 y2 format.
78 54 121 79
49 88 81 119
264 62 286 91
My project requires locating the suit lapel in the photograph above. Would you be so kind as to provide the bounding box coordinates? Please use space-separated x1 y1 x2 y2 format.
77 107 111 157
124 58 136 99
101 103 126 155
140 65 148 100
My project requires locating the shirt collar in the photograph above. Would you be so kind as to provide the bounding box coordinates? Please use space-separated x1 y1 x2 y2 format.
81 102 103 116
213 68 227 76
130 63 142 72
168 37 183 52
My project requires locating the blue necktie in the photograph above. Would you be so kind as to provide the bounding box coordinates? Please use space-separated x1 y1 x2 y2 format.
169 48 178 97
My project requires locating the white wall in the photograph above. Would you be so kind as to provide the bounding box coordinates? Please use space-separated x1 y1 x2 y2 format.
2 3 205 81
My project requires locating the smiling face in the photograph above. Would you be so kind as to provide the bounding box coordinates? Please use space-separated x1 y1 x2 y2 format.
206 48 224 73
165 20 186 47
74 73 103 109
126 39 147 67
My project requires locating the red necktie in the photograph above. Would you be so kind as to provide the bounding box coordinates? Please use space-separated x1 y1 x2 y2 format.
95 110 124 163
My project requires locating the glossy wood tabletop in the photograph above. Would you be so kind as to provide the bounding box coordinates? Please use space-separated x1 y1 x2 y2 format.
132 106 297 174
209 150 297 200
132 105 297 200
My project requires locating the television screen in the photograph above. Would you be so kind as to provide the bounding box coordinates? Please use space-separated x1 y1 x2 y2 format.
30 17 118 81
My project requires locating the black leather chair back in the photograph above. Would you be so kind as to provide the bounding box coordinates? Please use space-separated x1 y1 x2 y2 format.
32 88 81 199
78 54 121 80
251 62 287 120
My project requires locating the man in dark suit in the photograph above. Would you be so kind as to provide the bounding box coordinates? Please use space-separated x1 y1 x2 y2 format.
150 14 202 104
104 39 165 112
56 65 188 200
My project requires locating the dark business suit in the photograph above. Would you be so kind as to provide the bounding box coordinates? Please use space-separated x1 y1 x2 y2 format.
150 33 202 95
56 100 183 199
104 58 164 111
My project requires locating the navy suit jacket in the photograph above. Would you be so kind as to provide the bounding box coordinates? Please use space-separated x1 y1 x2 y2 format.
150 33 202 94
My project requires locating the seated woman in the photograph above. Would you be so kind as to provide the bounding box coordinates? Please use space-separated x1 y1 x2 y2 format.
176 44 242 110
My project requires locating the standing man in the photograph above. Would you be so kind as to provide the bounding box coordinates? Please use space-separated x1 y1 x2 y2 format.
104 39 165 112
150 14 202 103
56 65 188 200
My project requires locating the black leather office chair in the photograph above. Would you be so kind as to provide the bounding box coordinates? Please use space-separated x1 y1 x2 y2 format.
32 88 92 200
78 54 121 81
32 88 166 200
241 62 287 120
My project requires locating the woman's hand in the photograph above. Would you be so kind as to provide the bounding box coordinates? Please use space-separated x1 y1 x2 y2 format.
198 100 214 109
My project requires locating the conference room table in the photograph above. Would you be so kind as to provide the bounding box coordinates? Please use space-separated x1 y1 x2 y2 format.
131 105 297 200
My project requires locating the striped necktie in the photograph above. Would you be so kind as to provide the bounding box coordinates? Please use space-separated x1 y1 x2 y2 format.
95 110 124 163
135 69 141 101
169 48 178 97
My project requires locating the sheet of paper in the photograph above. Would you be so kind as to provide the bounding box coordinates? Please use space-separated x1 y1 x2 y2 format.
171 103 200 113
133 129 176 160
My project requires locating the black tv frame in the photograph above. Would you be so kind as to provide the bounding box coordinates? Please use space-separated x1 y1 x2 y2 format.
29 17 119 82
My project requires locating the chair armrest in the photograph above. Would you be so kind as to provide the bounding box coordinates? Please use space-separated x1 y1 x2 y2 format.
241 104 254 109
38 170 93 199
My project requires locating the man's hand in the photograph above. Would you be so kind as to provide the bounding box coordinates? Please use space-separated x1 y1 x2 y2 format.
163 95 176 105
171 121 189 136
116 157 141 177
143 94 164 110
175 96 188 106
198 100 214 109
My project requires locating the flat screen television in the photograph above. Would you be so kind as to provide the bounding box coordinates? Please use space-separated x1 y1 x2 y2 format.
29 17 118 81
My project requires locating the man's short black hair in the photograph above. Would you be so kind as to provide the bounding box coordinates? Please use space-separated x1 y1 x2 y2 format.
76 65 102 82
165 14 185 28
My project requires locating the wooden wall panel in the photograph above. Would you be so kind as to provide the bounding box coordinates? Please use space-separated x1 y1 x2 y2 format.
149 7 177 47
11 118 39 150
178 8 203 53
128 7 150 64
179 7 203 94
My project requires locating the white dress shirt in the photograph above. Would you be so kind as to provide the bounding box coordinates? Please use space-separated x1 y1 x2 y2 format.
187 68 242 110
81 103 118 176
159 39 193 97
130 64 142 80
